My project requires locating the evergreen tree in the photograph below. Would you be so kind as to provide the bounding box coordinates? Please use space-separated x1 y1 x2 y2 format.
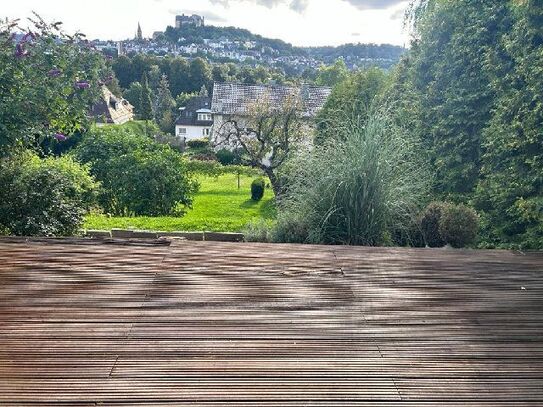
407 0 512 198
139 73 154 121
475 0 543 248
155 75 176 133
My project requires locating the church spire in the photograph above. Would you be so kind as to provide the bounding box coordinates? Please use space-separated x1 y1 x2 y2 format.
136 22 143 41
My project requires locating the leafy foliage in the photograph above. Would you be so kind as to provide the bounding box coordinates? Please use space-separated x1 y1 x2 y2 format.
419 202 448 248
387 0 542 249
439 204 479 248
0 151 97 236
186 138 210 150
75 124 198 216
316 67 387 144
474 0 543 249
216 148 243 166
0 16 108 154
315 59 349 87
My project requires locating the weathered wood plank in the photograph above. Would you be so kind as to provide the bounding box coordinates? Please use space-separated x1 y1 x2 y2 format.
0 239 542 404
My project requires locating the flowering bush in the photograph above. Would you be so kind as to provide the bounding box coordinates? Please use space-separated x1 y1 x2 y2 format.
0 15 110 154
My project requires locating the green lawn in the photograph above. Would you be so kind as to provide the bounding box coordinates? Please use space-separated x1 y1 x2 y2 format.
84 174 276 232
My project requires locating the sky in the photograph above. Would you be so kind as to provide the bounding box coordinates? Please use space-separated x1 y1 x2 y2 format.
3 0 411 47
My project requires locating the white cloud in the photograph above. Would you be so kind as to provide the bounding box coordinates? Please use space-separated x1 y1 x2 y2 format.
1 0 410 46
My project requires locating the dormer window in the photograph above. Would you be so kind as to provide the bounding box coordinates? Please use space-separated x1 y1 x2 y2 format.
198 113 212 121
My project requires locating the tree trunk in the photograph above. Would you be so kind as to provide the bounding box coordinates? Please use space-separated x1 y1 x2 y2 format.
263 167 282 199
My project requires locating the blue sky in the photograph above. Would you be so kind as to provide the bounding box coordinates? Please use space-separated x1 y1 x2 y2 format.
4 0 411 46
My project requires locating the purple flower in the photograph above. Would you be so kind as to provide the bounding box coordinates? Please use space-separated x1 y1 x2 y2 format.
15 43 28 58
75 81 91 89
22 32 36 43
54 133 67 142
47 68 62 78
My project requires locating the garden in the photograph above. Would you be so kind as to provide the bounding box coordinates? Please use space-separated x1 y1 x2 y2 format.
1 3 542 251
84 173 276 233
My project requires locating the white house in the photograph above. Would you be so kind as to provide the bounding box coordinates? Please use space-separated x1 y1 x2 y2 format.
174 96 213 142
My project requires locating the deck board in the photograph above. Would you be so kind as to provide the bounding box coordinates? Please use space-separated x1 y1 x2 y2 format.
0 239 542 404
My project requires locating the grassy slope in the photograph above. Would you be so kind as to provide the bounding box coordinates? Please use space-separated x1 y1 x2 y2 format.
84 174 276 232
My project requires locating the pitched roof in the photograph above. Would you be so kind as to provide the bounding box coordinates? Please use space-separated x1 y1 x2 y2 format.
90 86 134 125
211 82 332 118
175 96 213 127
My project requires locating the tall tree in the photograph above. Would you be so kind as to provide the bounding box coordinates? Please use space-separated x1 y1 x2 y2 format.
189 57 212 93
407 0 512 198
169 57 190 97
139 73 154 121
155 75 176 133
111 55 134 89
475 0 543 248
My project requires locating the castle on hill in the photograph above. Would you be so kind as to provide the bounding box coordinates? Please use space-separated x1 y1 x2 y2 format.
175 14 204 28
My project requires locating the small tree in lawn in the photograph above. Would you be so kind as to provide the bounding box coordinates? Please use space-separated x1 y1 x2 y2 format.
214 95 305 198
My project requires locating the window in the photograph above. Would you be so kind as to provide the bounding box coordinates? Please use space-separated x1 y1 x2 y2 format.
178 127 187 135
202 128 210 137
198 113 212 121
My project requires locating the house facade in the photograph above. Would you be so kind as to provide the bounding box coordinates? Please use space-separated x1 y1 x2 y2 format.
174 96 213 141
210 82 332 145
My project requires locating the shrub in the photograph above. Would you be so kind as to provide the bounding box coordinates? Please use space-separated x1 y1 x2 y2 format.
251 178 266 201
0 151 98 236
271 213 311 244
186 138 209 149
243 220 273 243
419 202 450 247
75 125 198 216
439 204 479 248
216 148 242 166
275 111 431 246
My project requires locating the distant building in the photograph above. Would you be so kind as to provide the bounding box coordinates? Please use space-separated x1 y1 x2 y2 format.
116 41 125 56
211 82 331 144
91 87 134 126
175 14 204 29
136 23 143 41
175 96 213 141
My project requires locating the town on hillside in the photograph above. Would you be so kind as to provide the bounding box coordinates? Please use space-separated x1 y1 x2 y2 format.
92 14 405 74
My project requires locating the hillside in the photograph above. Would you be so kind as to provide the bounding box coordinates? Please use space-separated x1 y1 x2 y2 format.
162 24 405 70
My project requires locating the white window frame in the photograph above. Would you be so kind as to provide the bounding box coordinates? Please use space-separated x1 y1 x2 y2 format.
198 113 212 121
202 128 210 137
178 127 187 135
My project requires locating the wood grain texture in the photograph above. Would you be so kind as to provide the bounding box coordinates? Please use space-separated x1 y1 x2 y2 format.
0 238 542 405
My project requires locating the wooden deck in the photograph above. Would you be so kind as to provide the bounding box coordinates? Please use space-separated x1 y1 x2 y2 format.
0 238 542 405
